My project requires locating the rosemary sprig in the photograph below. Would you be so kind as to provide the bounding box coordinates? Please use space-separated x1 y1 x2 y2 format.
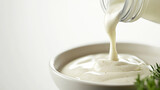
135 63 160 90
150 63 160 79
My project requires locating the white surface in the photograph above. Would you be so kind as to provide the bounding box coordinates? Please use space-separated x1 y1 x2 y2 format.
0 0 160 90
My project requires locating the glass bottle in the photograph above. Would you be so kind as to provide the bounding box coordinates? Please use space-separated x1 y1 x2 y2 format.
100 0 160 23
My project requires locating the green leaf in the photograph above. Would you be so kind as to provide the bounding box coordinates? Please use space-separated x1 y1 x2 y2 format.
135 63 160 90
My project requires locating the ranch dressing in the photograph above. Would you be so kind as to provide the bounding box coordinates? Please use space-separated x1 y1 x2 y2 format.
61 54 150 85
61 0 150 84
105 0 124 61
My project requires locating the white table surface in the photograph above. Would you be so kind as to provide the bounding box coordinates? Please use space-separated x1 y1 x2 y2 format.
0 0 160 90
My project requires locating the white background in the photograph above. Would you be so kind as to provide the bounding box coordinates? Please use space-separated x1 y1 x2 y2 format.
0 0 160 90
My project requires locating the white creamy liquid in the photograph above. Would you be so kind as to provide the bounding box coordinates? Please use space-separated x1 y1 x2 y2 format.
61 54 150 85
61 0 150 84
105 0 125 61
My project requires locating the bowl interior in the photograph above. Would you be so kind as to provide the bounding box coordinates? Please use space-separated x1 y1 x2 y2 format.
53 43 160 72
54 43 110 71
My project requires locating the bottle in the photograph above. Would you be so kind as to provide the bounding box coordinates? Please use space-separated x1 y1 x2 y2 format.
100 0 160 24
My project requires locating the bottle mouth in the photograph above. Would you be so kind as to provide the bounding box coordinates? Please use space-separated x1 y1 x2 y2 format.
100 0 109 13
100 0 148 22
121 0 144 22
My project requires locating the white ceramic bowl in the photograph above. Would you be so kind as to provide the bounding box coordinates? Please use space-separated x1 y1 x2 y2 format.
49 43 160 90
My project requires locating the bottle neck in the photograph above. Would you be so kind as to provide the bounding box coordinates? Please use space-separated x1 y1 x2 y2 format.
100 0 149 22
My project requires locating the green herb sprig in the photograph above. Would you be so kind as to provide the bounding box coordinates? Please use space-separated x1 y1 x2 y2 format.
135 63 160 90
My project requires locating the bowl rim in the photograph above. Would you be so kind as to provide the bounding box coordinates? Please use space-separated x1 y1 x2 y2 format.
49 42 159 87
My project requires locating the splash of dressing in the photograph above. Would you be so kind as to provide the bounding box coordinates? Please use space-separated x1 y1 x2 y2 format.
105 0 124 61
